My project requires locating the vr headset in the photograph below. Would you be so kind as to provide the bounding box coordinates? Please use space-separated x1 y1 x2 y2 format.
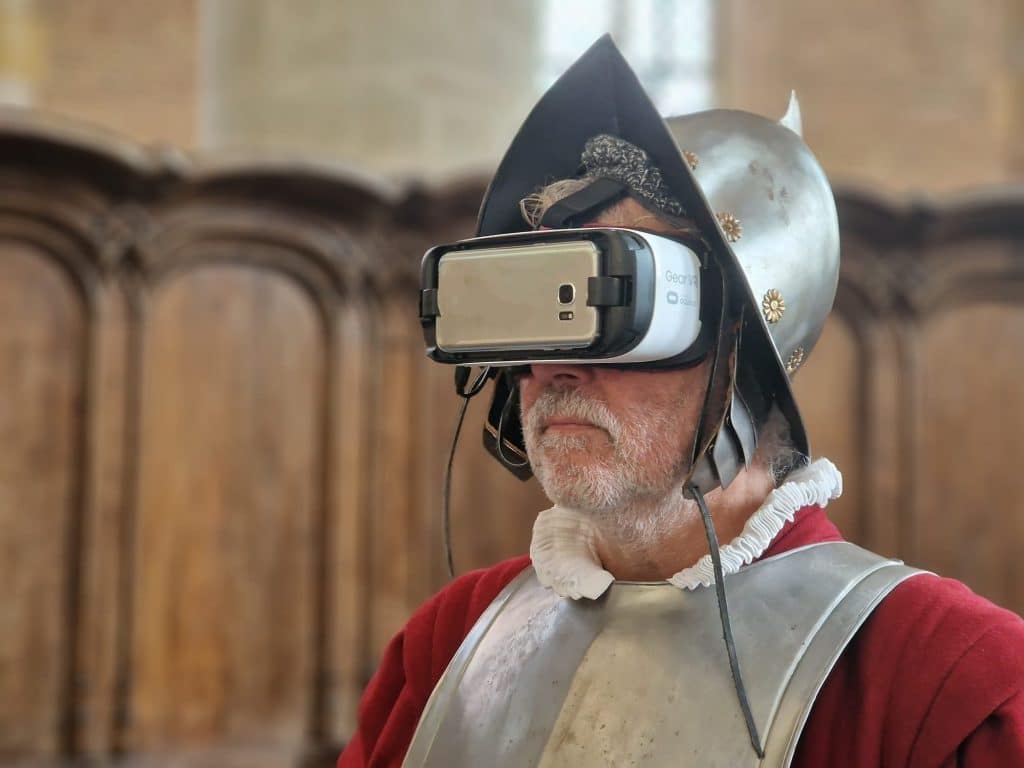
419 227 714 370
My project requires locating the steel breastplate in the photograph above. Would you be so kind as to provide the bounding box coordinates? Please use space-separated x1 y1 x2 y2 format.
404 542 924 767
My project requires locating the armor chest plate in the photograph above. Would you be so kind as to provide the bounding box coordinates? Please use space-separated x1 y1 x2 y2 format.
404 542 923 767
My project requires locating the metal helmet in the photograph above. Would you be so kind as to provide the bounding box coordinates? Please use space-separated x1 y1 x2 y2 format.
477 35 839 488
665 97 840 393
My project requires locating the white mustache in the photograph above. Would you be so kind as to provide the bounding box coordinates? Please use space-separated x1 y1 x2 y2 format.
523 388 621 441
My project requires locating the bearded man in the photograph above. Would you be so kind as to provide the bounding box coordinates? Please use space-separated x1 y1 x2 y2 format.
338 37 1024 767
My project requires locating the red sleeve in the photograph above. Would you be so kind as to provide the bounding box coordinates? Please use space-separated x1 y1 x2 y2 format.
918 616 1024 767
797 571 1024 767
893 578 1024 767
337 556 531 768
941 690 1024 766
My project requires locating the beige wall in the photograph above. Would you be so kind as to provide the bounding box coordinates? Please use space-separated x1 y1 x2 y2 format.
200 0 543 180
1 0 1022 193
719 0 1021 194
1 0 197 147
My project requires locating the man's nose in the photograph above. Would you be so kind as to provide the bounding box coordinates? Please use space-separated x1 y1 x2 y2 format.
527 363 595 389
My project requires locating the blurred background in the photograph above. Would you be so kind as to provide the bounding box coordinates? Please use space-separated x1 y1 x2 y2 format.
1 0 1023 765
4 0 1023 187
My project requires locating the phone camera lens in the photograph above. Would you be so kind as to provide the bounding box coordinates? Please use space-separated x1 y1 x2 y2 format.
558 283 575 304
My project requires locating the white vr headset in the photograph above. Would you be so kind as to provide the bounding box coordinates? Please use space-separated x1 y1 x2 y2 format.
419 227 713 369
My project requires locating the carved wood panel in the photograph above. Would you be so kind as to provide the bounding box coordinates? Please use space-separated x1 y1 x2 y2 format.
128 263 322 758
789 317 861 537
914 305 1024 605
0 112 1023 766
0 168 113 764
0 240 84 760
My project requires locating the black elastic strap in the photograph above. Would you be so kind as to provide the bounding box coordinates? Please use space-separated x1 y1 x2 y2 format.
496 382 531 470
539 177 629 228
686 483 765 759
443 367 492 579
482 369 533 481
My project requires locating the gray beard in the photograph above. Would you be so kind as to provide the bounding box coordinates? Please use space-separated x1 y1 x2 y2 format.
591 480 698 553
521 387 697 550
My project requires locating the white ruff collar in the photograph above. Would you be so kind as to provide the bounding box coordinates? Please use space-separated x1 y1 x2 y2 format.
529 458 843 600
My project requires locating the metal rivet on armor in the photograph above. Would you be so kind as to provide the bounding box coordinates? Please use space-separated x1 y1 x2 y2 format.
683 150 699 171
762 289 786 324
786 347 805 374
716 212 743 243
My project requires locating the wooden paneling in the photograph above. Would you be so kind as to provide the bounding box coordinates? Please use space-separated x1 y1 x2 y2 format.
76 285 130 758
325 299 374 742
792 317 861 540
0 242 84 759
1 114 1023 766
365 291 421 662
914 304 1024 605
128 264 322 756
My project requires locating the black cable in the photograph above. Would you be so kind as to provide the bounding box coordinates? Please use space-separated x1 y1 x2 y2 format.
443 366 492 579
442 396 471 580
687 483 765 759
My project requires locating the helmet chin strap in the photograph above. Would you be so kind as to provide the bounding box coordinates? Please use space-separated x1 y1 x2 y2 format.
678 258 741 495
677 263 765 759
687 482 766 759
687 416 766 758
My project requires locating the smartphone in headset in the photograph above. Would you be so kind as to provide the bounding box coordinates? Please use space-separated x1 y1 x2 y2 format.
435 239 601 353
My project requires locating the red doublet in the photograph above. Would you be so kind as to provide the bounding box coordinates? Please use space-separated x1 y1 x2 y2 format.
338 506 1024 767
